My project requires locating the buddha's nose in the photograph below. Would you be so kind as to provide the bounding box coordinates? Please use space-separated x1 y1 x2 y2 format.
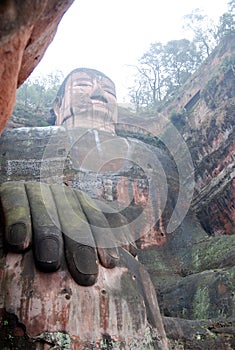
91 87 108 103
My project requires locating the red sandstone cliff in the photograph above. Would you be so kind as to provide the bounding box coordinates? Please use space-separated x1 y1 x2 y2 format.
0 0 74 133
117 35 235 242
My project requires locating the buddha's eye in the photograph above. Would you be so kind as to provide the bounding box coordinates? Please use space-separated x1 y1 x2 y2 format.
74 81 92 87
103 86 116 97
79 83 91 87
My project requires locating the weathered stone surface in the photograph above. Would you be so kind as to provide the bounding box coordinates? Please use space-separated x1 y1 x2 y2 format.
0 128 170 348
163 317 235 350
112 36 235 348
0 126 69 183
138 214 235 320
0 123 233 348
116 36 235 240
0 3 169 349
0 109 233 347
164 35 235 238
0 247 168 349
0 0 74 133
0 126 177 245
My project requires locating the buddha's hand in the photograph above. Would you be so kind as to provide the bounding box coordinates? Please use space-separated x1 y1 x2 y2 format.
0 182 135 286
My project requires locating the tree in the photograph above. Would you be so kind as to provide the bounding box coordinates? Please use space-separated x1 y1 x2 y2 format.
16 70 64 110
12 70 64 126
128 77 152 113
217 0 235 39
183 9 217 58
162 39 199 96
128 3 234 113
228 0 235 12
128 39 200 112
138 42 165 108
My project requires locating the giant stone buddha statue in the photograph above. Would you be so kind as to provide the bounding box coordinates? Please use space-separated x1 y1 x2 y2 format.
0 68 169 349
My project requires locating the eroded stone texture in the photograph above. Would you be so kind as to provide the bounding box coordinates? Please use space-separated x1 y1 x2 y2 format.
0 123 233 348
0 114 234 347
0 132 169 348
0 249 166 349
0 126 177 246
0 241 169 349
116 36 235 240
137 214 235 320
164 35 235 237
163 317 235 350
0 3 170 348
0 0 74 133
113 36 235 348
0 127 173 346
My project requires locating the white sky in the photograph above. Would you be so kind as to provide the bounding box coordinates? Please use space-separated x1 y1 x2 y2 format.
31 0 229 102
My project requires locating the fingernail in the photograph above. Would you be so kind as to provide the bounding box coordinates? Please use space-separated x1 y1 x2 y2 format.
73 245 98 275
8 222 28 251
106 249 119 268
107 247 119 260
37 237 59 271
98 247 119 268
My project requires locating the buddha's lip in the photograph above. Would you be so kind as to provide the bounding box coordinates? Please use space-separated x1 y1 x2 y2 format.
92 100 106 107
91 95 108 104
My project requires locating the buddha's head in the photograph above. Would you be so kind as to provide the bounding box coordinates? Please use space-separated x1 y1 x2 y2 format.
54 68 117 133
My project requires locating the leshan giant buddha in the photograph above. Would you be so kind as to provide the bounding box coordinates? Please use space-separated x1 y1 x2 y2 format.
0 68 169 349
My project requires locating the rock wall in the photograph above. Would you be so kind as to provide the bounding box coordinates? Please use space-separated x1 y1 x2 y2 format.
163 35 235 237
0 119 234 349
115 35 235 349
117 35 235 239
0 248 166 349
0 126 178 247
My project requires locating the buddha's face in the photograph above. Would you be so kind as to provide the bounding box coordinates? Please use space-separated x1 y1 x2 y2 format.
54 69 118 132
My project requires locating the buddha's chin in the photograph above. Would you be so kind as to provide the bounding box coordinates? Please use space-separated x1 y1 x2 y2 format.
92 105 110 117
92 103 108 115
92 99 106 107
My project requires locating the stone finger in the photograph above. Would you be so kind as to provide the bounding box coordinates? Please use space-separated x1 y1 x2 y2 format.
0 181 32 252
25 182 63 272
50 184 98 286
96 200 138 257
74 189 119 269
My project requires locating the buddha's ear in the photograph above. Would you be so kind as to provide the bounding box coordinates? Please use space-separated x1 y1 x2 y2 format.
53 96 62 119
54 96 62 109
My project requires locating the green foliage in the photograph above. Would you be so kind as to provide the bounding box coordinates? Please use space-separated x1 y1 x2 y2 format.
12 70 64 127
129 38 201 113
217 11 235 39
163 39 200 93
116 128 167 151
194 286 210 319
129 3 234 113
169 111 186 128
97 327 156 349
183 8 217 58
220 53 235 73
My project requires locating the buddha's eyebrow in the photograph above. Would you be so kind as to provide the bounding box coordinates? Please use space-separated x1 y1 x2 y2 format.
102 83 115 90
75 77 92 82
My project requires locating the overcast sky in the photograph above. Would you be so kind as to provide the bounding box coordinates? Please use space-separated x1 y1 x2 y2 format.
31 0 229 102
